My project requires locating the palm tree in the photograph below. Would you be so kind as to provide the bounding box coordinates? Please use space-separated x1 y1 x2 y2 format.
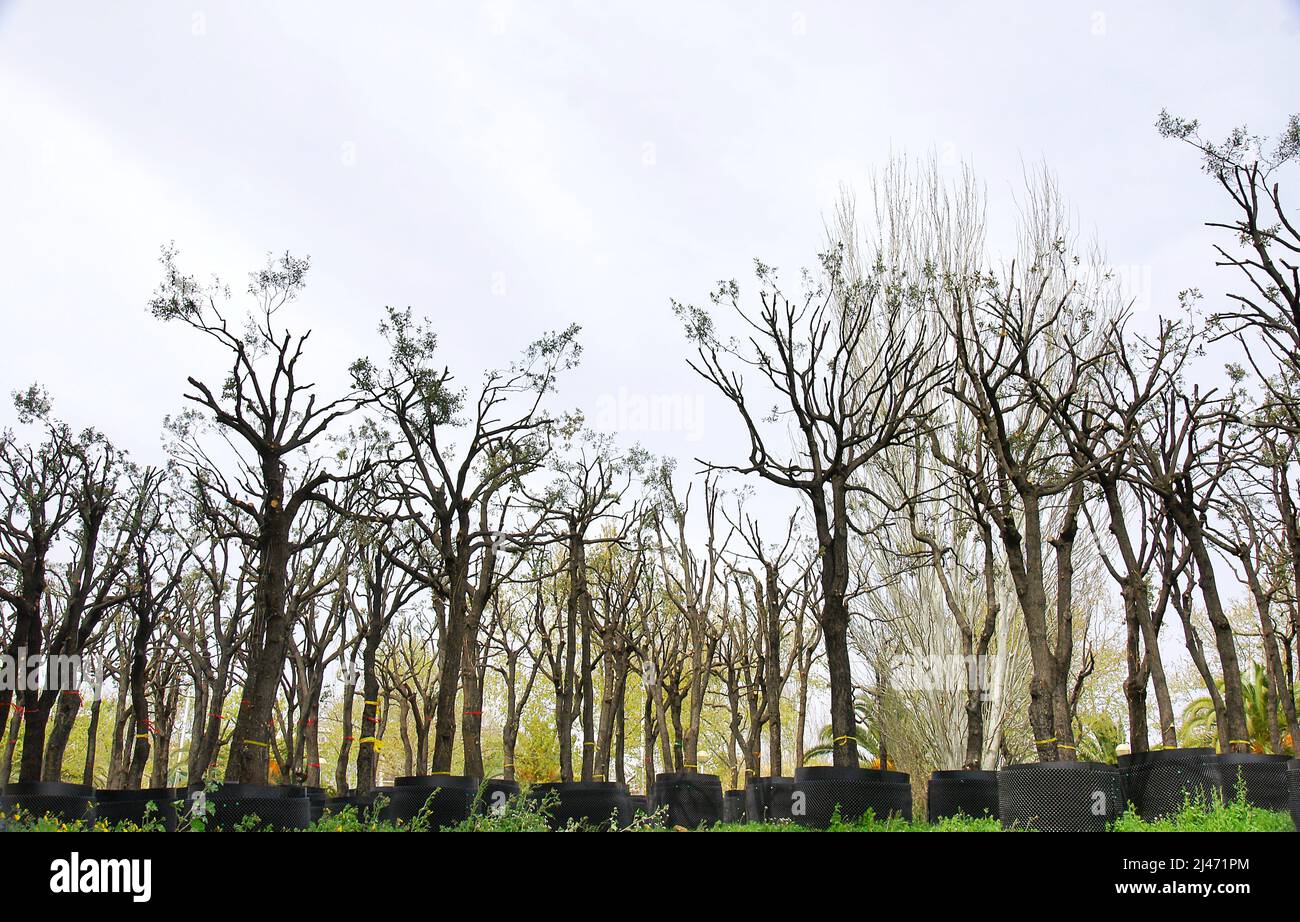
802 723 879 766
1178 664 1297 753
1073 713 1123 764
1179 696 1219 749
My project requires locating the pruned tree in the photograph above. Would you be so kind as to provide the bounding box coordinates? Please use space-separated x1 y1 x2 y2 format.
354 307 580 774
677 242 948 766
151 247 377 783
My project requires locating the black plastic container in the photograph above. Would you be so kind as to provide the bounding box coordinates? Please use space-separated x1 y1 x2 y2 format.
356 785 395 816
382 775 479 829
1287 759 1298 831
998 762 1124 832
476 778 521 815
926 770 999 823
528 781 632 830
95 787 179 831
188 782 311 831
325 786 385 815
1118 748 1221 820
288 785 326 824
0 781 96 826
651 772 725 828
628 794 649 816
723 789 746 823
791 766 912 828
323 795 354 816
1217 753 1291 812
745 775 794 822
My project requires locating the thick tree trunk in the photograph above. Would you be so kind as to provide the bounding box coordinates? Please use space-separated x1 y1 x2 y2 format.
354 626 382 790
430 532 471 774
81 696 102 787
225 488 293 783
42 692 83 781
335 676 356 793
460 629 484 779
1172 506 1250 752
763 566 784 777
819 484 858 768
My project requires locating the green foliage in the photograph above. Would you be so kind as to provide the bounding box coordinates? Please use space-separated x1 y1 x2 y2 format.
1073 712 1123 764
1112 780 1295 832
1179 663 1298 753
448 791 551 832
305 805 409 833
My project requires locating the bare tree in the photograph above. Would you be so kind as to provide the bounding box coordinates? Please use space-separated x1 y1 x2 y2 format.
151 247 376 783
355 307 580 774
678 242 948 766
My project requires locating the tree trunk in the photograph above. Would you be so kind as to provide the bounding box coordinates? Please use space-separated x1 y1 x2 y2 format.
81 696 103 787
1171 505 1251 751
225 488 293 783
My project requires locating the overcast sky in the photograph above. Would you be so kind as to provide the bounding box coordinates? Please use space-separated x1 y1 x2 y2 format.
2 0 1297 520
3 1 1298 739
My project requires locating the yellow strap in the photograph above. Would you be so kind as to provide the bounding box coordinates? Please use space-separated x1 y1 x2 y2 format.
243 739 268 748
364 700 381 707
683 763 698 769
430 771 450 775
1034 737 1057 746
134 733 150 739
583 741 595 747
833 735 856 746
1228 740 1252 746
1056 744 1077 751
359 736 382 749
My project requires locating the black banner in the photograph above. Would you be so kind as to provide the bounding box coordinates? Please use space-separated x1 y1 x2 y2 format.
2 831 1287 911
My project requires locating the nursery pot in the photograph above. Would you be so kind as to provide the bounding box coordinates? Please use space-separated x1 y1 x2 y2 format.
0 781 96 826
651 772 725 828
323 795 354 816
926 770 999 823
997 762 1123 832
791 766 912 829
723 789 746 823
744 776 794 822
1217 753 1291 812
296 785 326 823
188 782 311 831
1287 760 1299 831
95 787 179 831
327 787 379 812
352 785 395 815
528 781 632 830
384 775 479 830
1117 748 1221 821
476 778 521 816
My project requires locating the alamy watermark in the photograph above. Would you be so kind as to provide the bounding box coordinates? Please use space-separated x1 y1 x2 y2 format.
0 647 102 698
591 387 705 442
894 653 997 701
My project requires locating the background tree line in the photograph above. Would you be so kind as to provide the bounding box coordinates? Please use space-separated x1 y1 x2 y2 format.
2 113 1297 797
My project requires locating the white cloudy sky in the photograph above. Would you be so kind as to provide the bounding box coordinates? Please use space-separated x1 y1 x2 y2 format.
3 0 1297 468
